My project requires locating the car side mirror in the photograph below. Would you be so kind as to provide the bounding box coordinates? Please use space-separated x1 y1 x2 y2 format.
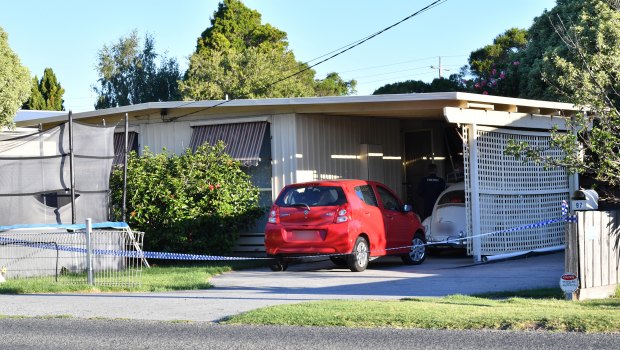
402 204 412 213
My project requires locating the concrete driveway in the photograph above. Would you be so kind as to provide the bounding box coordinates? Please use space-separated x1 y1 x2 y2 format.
0 252 564 322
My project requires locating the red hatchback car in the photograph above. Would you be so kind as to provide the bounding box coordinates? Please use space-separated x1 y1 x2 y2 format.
265 180 426 272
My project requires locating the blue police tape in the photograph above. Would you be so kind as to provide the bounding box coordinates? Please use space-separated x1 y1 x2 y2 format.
0 236 268 260
0 203 578 261
0 222 129 232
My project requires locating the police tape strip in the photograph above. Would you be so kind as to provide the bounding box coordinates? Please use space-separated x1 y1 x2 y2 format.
0 202 577 262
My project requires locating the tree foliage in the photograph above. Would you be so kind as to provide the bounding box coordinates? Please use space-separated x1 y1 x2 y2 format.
0 26 30 127
110 142 263 254
22 68 65 110
315 72 357 97
505 0 620 203
93 30 182 109
373 75 467 95
180 0 355 100
466 28 528 96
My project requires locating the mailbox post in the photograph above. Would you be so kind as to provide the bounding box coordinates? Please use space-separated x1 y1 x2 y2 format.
565 189 599 300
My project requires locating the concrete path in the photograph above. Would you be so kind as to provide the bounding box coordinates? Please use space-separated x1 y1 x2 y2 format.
0 252 564 322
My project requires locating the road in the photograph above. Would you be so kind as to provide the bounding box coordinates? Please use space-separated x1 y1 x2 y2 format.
1 318 618 350
0 253 564 322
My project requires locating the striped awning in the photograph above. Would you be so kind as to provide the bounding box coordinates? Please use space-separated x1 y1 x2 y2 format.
189 122 267 166
113 132 137 165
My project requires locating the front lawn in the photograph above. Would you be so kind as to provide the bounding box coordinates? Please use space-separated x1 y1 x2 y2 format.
225 290 620 333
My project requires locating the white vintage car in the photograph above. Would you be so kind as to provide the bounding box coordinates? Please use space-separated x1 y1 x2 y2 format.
422 182 467 253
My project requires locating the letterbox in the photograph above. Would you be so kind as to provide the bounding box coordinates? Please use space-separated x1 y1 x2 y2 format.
570 189 598 211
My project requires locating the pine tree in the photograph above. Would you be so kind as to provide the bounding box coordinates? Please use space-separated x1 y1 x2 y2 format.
23 68 65 110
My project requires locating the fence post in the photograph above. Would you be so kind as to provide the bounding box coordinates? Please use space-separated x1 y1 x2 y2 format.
564 211 579 301
86 218 94 286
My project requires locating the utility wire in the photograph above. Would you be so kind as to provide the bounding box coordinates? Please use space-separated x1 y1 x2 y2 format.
170 0 447 121
268 0 446 87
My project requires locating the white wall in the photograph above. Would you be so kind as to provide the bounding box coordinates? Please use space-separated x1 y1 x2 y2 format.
137 121 193 155
294 114 402 194
270 114 297 199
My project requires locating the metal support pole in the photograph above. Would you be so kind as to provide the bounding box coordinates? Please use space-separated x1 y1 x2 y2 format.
468 123 483 263
86 218 94 286
122 113 129 222
68 111 76 224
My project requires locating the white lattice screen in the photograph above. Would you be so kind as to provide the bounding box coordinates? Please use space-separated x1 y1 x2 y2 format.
463 126 569 256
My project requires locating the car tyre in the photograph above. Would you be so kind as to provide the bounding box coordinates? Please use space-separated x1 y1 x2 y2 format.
402 233 426 265
347 237 369 272
269 259 289 272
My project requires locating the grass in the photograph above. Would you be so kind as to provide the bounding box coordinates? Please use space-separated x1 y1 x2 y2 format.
224 290 620 333
2 260 618 333
0 260 270 294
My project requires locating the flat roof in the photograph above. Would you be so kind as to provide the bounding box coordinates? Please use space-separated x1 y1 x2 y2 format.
14 92 578 127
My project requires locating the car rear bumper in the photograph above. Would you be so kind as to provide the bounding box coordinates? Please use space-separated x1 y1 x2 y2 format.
427 235 467 248
264 223 353 255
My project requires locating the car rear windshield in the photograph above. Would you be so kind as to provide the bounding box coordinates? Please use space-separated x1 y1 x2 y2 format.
276 185 347 207
437 190 465 205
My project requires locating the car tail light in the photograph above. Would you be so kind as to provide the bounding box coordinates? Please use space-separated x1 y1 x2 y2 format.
268 205 280 224
334 204 350 223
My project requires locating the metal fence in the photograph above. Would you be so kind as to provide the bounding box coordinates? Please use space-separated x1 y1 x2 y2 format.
0 228 145 287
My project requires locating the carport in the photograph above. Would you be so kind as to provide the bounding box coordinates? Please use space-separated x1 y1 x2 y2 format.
15 92 579 261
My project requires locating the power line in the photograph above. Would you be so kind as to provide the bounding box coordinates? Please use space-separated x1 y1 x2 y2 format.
170 0 447 121
268 0 447 87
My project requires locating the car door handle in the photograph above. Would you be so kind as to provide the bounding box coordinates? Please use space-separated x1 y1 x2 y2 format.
364 212 371 216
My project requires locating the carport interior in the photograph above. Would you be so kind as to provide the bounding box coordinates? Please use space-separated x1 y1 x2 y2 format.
400 118 463 217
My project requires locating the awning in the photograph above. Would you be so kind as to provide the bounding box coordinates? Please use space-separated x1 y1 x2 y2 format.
189 121 267 166
113 132 137 165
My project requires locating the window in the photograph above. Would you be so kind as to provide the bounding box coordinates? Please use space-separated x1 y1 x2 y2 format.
189 122 267 166
354 185 378 207
276 186 346 207
113 132 139 165
376 186 401 211
437 190 465 205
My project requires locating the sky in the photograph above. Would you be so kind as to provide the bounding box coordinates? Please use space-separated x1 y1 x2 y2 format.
1 0 557 112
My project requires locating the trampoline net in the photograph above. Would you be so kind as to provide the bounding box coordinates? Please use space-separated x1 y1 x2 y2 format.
0 122 115 226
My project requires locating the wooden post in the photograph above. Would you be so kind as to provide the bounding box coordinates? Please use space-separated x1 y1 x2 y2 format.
565 212 579 300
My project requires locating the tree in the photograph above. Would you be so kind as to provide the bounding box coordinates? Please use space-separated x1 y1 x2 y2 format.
23 76 44 110
314 72 357 97
22 68 65 110
505 0 620 203
180 0 355 100
466 28 528 96
93 30 182 109
0 26 30 127
373 75 467 95
109 142 262 254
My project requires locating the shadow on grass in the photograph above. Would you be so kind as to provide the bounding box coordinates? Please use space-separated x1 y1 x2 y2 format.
471 287 565 300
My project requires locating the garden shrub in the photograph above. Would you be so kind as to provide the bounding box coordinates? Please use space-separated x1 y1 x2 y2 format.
110 142 262 255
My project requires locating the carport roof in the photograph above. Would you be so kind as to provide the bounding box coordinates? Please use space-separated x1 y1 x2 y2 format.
15 92 579 127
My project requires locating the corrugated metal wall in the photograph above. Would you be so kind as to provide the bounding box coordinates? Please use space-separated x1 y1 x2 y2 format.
270 114 297 199
138 121 193 155
294 114 402 194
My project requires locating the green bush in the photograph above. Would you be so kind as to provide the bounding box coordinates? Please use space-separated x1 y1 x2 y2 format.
110 142 262 255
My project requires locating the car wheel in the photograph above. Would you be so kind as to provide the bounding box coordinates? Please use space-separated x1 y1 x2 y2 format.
269 259 289 272
330 255 347 266
402 233 426 265
347 237 369 272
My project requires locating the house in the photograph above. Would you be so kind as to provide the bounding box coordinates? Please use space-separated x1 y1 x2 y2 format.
15 92 579 262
